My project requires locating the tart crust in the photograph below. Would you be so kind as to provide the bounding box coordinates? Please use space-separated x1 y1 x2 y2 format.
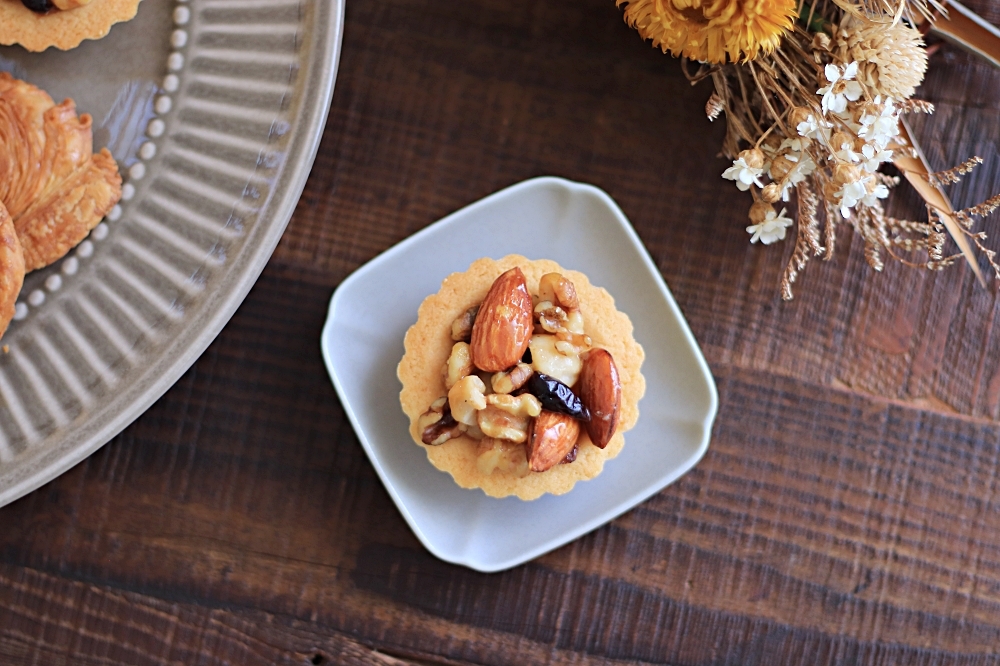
398 255 645 500
0 0 143 52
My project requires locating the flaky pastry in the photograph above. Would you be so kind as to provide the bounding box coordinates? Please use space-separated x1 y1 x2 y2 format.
0 202 25 341
0 72 121 271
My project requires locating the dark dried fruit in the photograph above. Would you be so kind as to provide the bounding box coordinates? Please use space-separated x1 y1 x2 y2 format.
519 372 590 421
421 404 461 446
561 444 578 464
21 0 56 12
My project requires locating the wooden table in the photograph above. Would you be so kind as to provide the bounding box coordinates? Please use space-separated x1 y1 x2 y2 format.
3 0 1000 663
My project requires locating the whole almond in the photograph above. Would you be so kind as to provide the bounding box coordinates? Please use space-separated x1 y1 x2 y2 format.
470 267 533 372
526 410 580 472
577 349 621 449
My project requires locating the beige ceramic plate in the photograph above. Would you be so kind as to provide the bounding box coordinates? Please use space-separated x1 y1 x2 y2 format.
0 0 345 507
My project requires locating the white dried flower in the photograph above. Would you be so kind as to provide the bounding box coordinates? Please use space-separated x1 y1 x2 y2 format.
830 132 861 164
858 96 900 149
861 178 890 207
779 136 808 153
796 113 831 143
818 62 863 115
859 143 893 173
837 179 868 218
747 205 793 244
836 174 888 218
779 153 816 200
723 149 766 191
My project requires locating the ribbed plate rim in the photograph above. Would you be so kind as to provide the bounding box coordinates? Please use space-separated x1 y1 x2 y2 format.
0 0 346 508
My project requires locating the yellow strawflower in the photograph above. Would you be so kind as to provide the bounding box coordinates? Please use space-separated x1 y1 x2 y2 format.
618 0 798 64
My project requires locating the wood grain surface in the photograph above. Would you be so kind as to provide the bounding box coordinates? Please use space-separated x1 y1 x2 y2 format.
3 0 1000 663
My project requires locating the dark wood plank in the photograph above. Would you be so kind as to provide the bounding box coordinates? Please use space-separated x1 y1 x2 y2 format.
5 277 1000 663
0 561 444 666
3 0 1000 663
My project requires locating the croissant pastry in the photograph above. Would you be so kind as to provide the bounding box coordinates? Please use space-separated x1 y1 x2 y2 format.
0 0 143 52
0 72 121 272
0 202 25 341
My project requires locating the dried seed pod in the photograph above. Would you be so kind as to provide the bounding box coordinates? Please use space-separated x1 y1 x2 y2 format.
761 183 782 203
833 163 861 185
749 201 773 225
788 106 812 128
518 372 590 421
770 155 796 181
740 148 765 171
830 131 855 153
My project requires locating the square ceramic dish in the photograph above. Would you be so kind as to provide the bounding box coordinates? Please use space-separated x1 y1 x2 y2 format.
320 177 717 572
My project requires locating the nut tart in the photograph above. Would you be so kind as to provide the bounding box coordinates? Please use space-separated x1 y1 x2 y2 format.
0 72 122 271
398 255 645 500
0 0 142 52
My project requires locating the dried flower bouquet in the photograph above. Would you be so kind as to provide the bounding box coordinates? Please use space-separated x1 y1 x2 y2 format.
618 0 1000 299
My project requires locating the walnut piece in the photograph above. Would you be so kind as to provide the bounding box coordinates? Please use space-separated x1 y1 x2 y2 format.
418 397 462 446
475 437 530 476
476 405 531 443
491 362 533 394
450 304 480 342
443 341 474 390
528 334 582 387
448 374 487 426
486 392 541 419
537 273 579 310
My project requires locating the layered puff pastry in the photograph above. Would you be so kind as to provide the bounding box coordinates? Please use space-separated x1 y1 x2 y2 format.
0 202 25 341
0 0 143 52
0 72 121 272
0 73 121 341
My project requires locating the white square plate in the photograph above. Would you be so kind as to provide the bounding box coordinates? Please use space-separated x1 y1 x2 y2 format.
320 177 718 572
